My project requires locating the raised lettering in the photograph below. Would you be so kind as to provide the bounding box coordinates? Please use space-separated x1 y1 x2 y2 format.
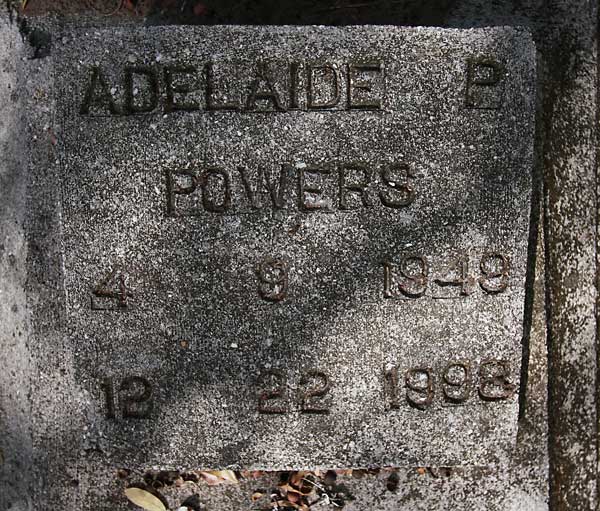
300 371 331 414
199 168 231 213
92 268 132 310
205 62 240 111
165 168 197 216
245 62 285 111
307 64 340 109
257 257 288 302
164 65 200 112
405 367 434 409
379 163 416 208
298 165 331 211
466 57 505 109
478 360 515 400
257 369 287 414
339 162 372 209
124 66 159 114
80 66 119 115
289 62 301 109
347 61 383 109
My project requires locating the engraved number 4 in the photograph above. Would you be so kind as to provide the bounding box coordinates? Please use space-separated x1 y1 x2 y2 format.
91 269 132 310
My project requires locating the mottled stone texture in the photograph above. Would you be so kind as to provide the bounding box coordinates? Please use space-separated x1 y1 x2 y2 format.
0 0 598 509
0 17 32 511
54 25 534 471
537 5 599 510
450 1 598 510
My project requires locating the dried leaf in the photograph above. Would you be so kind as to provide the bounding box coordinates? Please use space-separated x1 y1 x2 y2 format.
288 471 308 487
124 487 167 511
199 470 238 486
286 491 302 504
289 473 317 496
216 469 238 483
335 469 353 476
198 472 220 486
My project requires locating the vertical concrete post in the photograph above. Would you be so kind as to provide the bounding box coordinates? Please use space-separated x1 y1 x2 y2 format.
542 1 599 510
0 16 33 511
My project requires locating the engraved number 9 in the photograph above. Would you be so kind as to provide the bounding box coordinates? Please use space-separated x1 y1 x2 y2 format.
442 362 471 403
405 367 434 408
257 257 288 302
398 255 429 297
479 252 509 294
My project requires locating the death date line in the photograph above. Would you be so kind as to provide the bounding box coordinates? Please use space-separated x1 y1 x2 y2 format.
99 359 515 420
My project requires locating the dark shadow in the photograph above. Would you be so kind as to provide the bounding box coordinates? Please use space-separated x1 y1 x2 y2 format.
144 0 454 26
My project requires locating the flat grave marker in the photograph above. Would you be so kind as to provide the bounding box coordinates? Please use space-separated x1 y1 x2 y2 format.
55 25 535 469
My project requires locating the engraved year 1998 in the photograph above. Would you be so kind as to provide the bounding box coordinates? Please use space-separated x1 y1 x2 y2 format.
384 359 516 410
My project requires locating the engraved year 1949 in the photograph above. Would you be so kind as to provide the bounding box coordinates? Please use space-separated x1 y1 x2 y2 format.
384 252 510 299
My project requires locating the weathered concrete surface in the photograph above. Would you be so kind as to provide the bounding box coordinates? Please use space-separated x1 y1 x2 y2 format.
449 1 598 509
0 14 548 511
0 17 32 511
1 0 597 508
536 4 599 510
52 25 535 471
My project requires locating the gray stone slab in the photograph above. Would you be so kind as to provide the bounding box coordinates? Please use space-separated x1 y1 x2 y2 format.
49 25 536 471
0 16 33 511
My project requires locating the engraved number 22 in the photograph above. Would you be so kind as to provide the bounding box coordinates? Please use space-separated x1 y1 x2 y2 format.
258 369 330 414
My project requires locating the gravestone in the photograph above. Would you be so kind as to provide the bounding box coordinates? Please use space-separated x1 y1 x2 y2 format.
53 25 535 471
0 21 541 511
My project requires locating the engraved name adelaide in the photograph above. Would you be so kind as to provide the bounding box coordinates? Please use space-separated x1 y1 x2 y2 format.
80 60 385 114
